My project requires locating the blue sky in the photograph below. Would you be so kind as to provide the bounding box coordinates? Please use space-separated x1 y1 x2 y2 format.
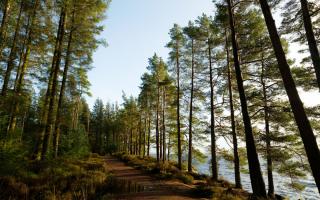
87 0 214 107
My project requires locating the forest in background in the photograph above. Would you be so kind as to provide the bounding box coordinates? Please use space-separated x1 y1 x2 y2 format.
0 0 320 199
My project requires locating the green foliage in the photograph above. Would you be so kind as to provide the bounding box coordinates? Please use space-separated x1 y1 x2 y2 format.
176 172 194 184
59 127 90 158
0 140 28 176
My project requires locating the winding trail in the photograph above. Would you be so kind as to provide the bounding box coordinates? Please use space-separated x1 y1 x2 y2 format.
105 156 207 200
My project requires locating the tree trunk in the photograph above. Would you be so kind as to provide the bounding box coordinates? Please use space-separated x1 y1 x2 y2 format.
167 133 170 161
143 114 147 157
261 57 274 197
1 0 23 96
226 29 241 189
6 1 34 134
40 7 66 160
259 0 320 194
156 82 160 162
162 86 166 162
176 46 182 170
209 42 218 180
160 98 163 160
130 129 133 154
300 0 320 90
53 7 75 157
147 114 151 156
0 0 10 57
188 39 195 173
227 0 267 197
139 116 142 156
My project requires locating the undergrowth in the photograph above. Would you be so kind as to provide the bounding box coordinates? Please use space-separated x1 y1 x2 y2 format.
0 153 112 200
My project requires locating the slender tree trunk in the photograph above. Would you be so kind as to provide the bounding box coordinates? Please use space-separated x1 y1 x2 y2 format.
15 0 39 94
143 114 147 157
259 0 320 194
261 57 274 197
156 82 160 162
0 0 10 57
162 86 166 162
225 30 241 189
40 7 66 160
208 42 218 180
167 133 170 161
13 0 41 159
5 1 32 135
160 98 163 160
300 0 320 90
130 128 133 154
139 116 142 156
71 95 81 130
227 0 267 197
188 39 195 173
176 45 182 170
1 0 23 96
52 7 75 157
147 114 151 156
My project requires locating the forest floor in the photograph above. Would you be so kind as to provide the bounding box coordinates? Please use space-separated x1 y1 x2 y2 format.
105 155 248 200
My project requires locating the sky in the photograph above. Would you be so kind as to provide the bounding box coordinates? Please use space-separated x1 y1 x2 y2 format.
87 0 320 108
87 0 215 107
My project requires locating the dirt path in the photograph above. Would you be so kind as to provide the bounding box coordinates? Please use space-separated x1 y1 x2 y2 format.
105 156 207 200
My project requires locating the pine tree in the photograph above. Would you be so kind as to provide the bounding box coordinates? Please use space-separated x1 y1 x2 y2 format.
258 0 320 193
225 0 267 197
167 25 185 169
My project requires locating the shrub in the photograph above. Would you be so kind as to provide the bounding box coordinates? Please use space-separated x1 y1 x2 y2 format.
59 127 90 159
176 173 194 184
192 184 214 198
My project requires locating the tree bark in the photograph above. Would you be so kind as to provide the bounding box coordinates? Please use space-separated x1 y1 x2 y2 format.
52 6 75 157
40 7 66 160
259 0 320 194
162 86 166 162
300 0 320 90
226 29 241 189
1 0 23 96
176 45 182 170
156 81 160 162
147 114 151 156
143 114 147 157
261 57 274 197
188 39 195 173
227 0 267 197
209 42 218 180
0 0 10 57
139 116 142 156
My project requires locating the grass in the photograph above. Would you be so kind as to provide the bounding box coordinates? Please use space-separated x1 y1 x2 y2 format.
0 153 112 200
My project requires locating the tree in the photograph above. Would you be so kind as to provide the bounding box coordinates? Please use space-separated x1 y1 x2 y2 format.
167 24 185 169
258 0 320 194
225 0 267 197
183 21 199 172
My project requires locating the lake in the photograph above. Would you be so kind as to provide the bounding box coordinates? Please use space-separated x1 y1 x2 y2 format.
194 158 319 200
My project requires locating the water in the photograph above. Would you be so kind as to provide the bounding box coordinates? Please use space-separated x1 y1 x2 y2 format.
194 159 319 200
